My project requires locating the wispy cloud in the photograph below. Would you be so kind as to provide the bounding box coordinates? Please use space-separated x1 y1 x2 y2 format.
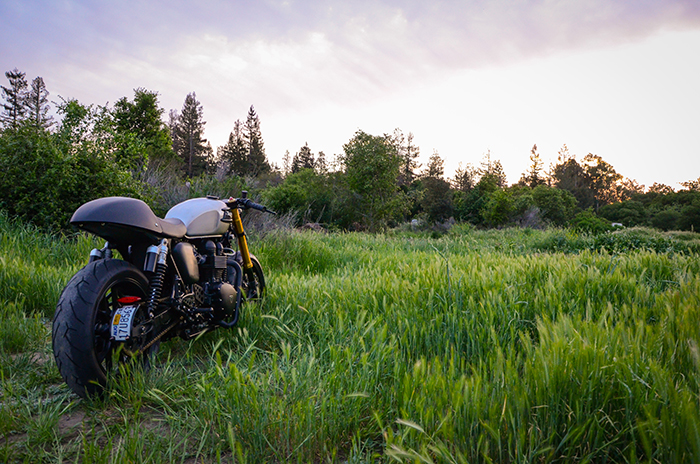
2 0 700 184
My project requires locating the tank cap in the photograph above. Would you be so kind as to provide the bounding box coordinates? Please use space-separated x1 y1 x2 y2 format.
206 195 219 200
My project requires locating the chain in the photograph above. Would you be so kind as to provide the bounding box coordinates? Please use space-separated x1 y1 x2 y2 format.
131 316 183 356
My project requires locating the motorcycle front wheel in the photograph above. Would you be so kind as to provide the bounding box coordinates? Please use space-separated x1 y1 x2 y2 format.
52 258 156 398
241 255 266 300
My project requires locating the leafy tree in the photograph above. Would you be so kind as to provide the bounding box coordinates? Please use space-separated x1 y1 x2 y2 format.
550 145 594 209
264 168 333 224
453 170 501 226
25 76 53 131
582 153 622 209
599 200 647 227
680 177 700 191
617 177 645 200
1 68 28 128
651 209 681 231
244 105 271 176
519 144 545 188
648 183 674 194
420 152 452 222
170 92 210 177
678 198 700 231
218 120 247 176
483 188 514 227
341 130 406 230
530 184 577 226
569 209 613 235
291 142 315 173
0 101 140 229
112 88 172 169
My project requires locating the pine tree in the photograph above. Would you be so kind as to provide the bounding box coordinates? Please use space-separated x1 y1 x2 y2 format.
170 92 209 177
291 142 315 173
423 150 445 179
519 144 545 187
282 150 291 177
393 129 420 186
217 119 248 176
452 162 478 191
24 76 53 130
1 68 28 128
244 105 270 176
315 151 328 174
479 150 507 187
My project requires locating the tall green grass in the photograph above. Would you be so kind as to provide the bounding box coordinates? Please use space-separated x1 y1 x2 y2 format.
2 217 700 462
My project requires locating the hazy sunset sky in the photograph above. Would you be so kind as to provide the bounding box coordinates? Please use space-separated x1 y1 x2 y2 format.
2 0 699 187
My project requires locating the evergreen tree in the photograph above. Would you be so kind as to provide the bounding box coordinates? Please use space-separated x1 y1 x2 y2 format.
452 162 478 192
1 68 28 128
170 92 210 177
424 150 445 179
315 151 328 174
291 142 314 173
244 105 270 176
282 150 291 176
218 119 247 176
479 150 507 187
519 144 545 187
24 76 53 130
394 129 420 186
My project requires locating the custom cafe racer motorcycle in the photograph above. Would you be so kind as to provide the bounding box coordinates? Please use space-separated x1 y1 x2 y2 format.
52 192 274 398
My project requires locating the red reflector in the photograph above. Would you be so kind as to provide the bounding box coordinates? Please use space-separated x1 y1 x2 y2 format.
118 296 142 304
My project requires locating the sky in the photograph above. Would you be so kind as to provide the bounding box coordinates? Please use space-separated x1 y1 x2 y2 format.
2 0 700 188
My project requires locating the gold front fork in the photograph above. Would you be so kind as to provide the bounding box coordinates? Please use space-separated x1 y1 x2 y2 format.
231 207 253 270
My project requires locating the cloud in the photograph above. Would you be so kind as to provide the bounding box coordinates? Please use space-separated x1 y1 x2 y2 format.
2 0 700 184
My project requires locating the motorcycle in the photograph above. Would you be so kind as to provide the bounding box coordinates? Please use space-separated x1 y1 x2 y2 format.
52 191 274 398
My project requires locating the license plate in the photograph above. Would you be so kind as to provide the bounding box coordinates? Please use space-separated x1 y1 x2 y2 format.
111 305 138 341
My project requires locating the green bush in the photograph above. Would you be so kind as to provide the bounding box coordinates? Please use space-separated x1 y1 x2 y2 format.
569 209 613 235
0 124 141 230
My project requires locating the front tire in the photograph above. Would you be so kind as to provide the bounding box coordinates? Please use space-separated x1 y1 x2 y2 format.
242 255 266 300
52 259 152 398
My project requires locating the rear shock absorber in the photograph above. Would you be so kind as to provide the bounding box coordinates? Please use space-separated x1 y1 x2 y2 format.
144 239 169 316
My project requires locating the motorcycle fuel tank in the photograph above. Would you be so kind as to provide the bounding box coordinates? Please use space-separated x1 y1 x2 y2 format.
165 197 229 237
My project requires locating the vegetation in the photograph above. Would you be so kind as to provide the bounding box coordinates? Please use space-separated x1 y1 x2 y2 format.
2 214 700 461
2 66 700 461
2 67 700 234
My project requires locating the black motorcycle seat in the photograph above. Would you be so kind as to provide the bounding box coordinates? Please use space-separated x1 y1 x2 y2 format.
159 217 187 238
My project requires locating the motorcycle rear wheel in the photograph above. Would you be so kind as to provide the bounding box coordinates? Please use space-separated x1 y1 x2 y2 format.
52 258 155 398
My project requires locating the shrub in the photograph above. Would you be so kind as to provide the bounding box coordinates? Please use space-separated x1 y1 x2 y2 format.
0 125 141 230
569 209 613 235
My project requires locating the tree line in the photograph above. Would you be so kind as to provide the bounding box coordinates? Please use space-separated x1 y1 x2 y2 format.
1 68 699 233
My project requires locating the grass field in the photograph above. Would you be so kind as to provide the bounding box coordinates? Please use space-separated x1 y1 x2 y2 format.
2 213 700 463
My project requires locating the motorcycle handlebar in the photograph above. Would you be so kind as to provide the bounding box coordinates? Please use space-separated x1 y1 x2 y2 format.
227 197 277 215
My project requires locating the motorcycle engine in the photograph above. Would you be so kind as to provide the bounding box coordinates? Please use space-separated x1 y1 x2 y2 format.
182 239 240 317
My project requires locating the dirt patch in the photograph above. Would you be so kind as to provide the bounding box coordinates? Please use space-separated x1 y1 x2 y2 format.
58 409 87 433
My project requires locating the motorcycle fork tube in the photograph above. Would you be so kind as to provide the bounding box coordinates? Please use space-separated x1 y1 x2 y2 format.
231 208 253 271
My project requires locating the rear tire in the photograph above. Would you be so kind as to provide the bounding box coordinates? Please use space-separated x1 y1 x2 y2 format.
52 259 152 398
